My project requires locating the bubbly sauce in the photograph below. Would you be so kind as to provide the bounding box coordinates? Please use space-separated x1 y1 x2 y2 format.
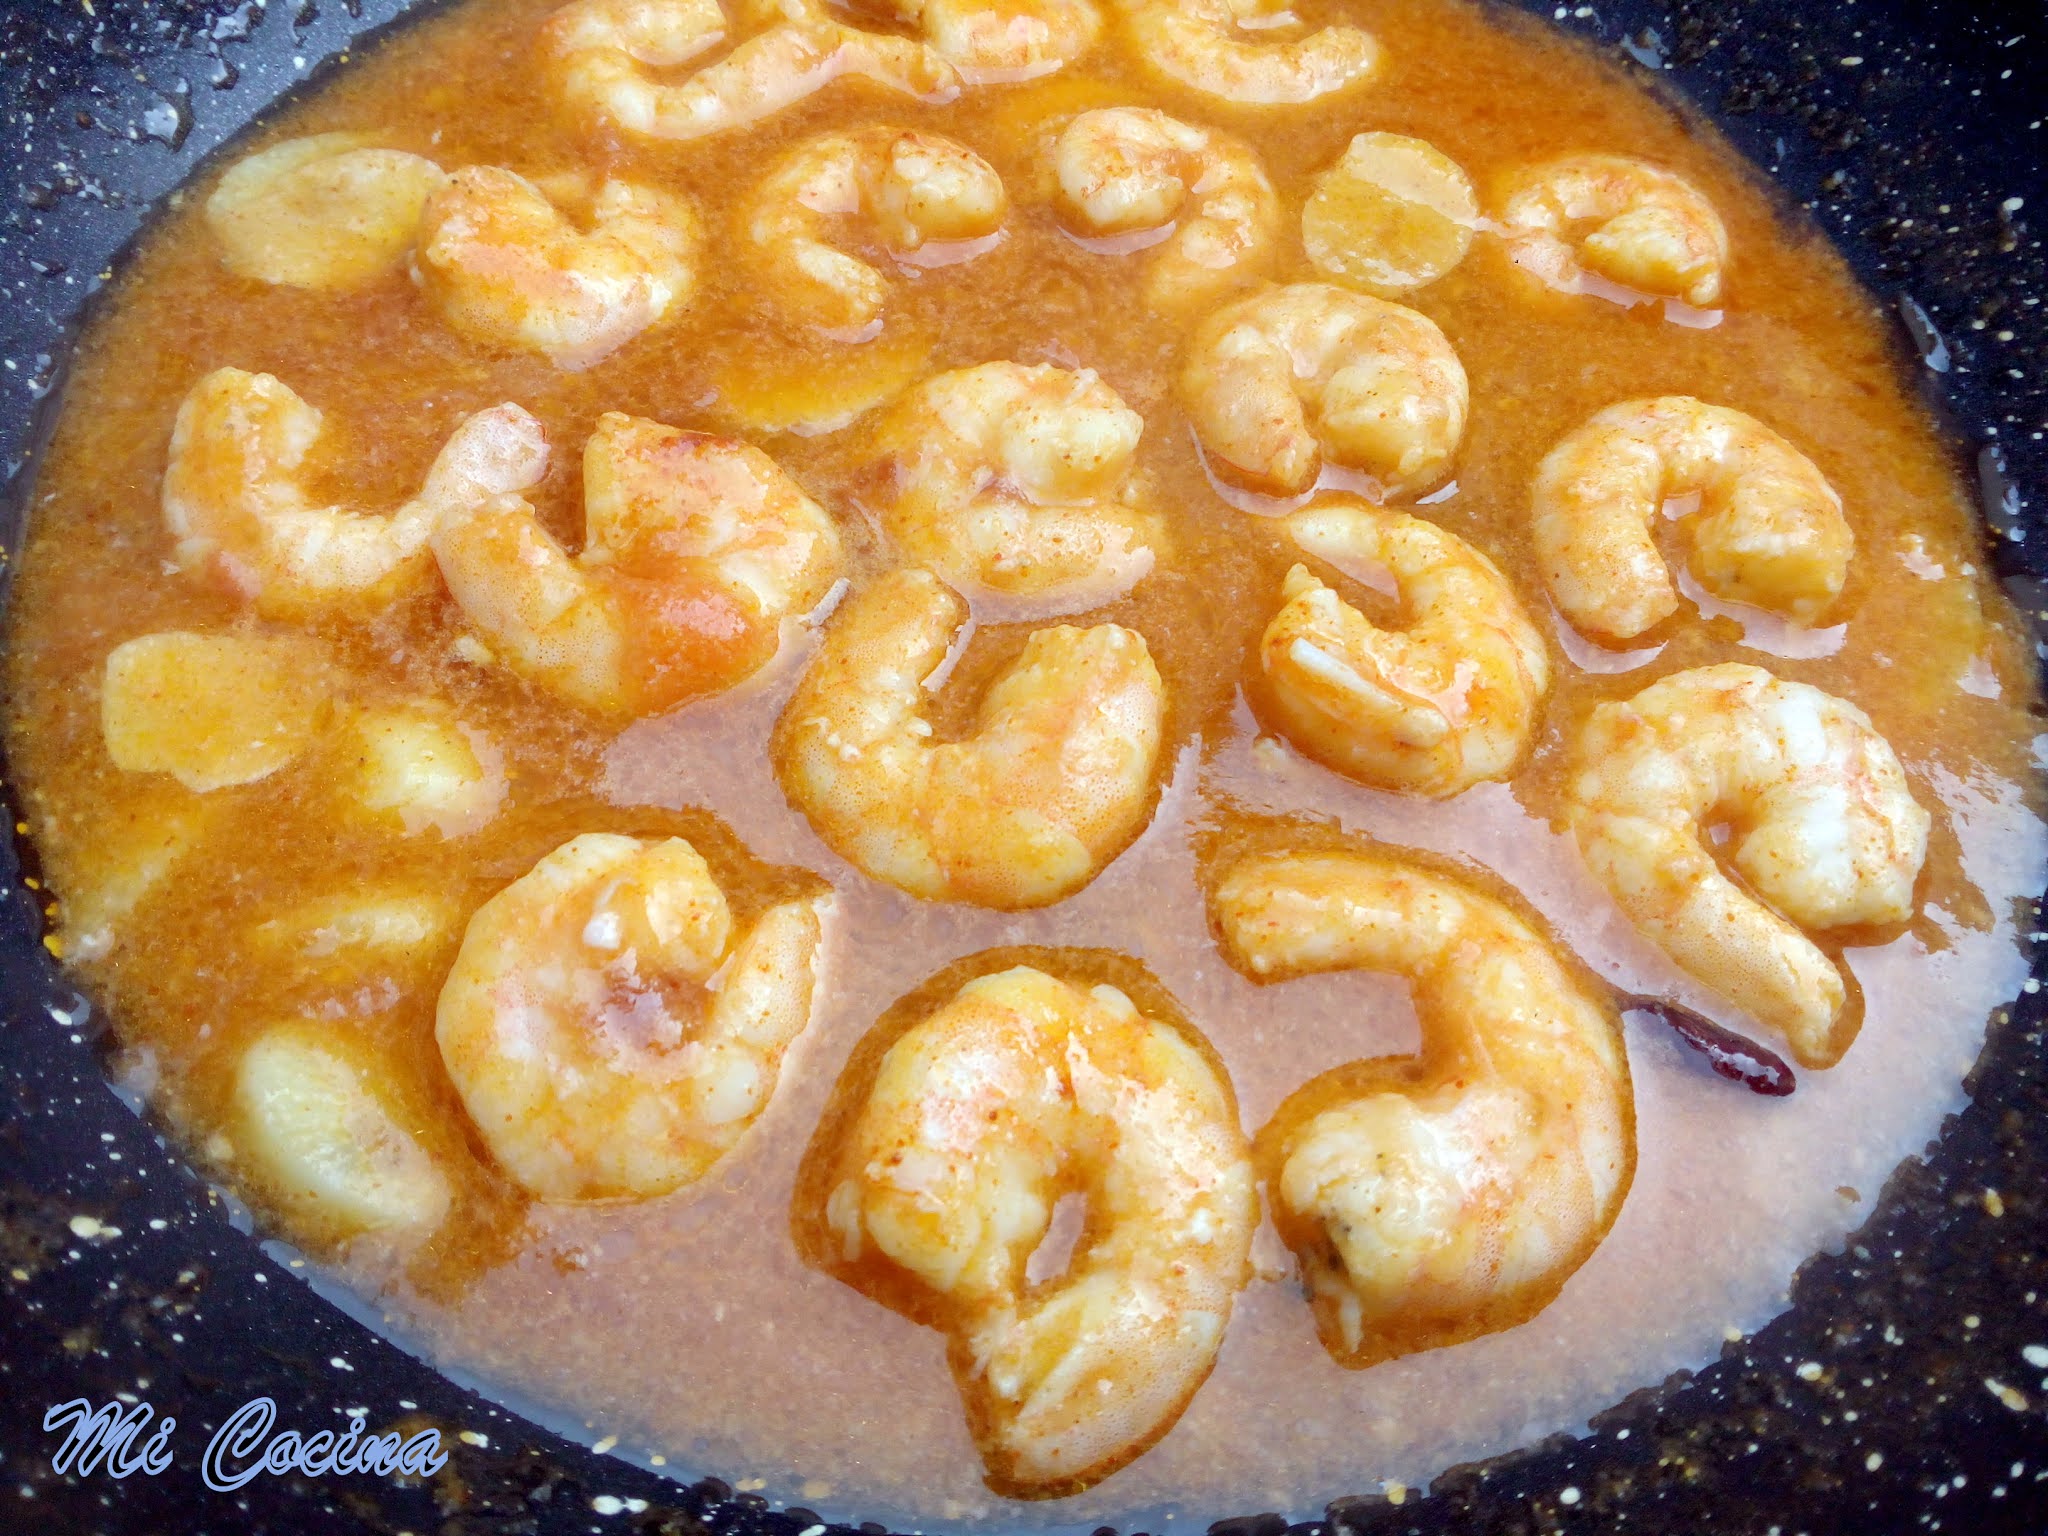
6 0 2045 1522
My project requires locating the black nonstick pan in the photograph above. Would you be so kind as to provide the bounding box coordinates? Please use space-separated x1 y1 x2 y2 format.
2 1 2045 1531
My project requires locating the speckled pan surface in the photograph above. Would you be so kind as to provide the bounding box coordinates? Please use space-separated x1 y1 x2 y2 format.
0 0 2044 1531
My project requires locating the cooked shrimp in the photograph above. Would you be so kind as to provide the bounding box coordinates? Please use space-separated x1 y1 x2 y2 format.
1567 664 1929 1069
205 133 447 291
100 631 327 793
776 568 1164 907
813 963 1255 1492
883 0 1101 82
163 369 547 619
870 362 1163 616
1051 107 1278 309
431 411 842 718
1533 397 1853 643
541 0 959 144
1181 282 1468 498
1117 0 1381 104
236 1024 451 1239
744 128 1007 332
1213 848 1633 1367
1497 154 1729 308
1259 502 1550 796
437 832 826 1201
414 168 701 370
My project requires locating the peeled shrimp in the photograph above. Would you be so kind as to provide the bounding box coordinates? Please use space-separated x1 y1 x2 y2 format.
744 128 1006 332
1049 107 1277 309
205 133 447 291
871 362 1163 616
1259 501 1550 796
437 832 826 1201
235 1025 451 1239
1567 664 1929 1069
431 411 842 718
1532 397 1853 643
1117 0 1380 105
1213 848 1633 1367
776 568 1164 908
540 0 959 144
1497 154 1729 308
813 963 1255 1491
1181 282 1468 498
414 167 701 370
162 368 546 619
882 0 1101 81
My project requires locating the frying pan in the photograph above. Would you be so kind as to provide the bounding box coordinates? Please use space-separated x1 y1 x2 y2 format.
1 0 2044 1530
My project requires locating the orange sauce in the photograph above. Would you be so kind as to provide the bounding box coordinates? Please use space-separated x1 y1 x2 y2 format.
5 0 2043 1522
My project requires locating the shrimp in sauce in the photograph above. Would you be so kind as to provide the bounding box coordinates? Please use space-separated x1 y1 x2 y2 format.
436 831 827 1201
162 368 546 619
1181 282 1468 498
803 961 1255 1492
1049 107 1278 310
1532 396 1853 643
868 361 1162 616
1257 501 1550 797
775 568 1164 907
1214 848 1633 1367
1565 664 1929 1069
431 411 843 717
743 127 1007 333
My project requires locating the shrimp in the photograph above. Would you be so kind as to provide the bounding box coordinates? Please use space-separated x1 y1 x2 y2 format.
100 631 328 793
540 0 959 144
414 167 701 370
1181 282 1468 498
743 128 1007 333
205 133 448 291
1532 397 1853 643
162 369 547 620
776 568 1164 908
882 0 1101 82
431 411 843 718
809 963 1255 1492
1497 154 1729 308
870 362 1164 616
235 1025 451 1239
436 832 826 1201
1258 501 1550 797
1116 0 1381 105
1051 107 1278 309
1565 663 1930 1069
1212 848 1633 1367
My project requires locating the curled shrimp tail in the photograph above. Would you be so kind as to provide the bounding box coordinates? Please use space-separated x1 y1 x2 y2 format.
545 0 961 142
805 961 1255 1490
1533 397 1852 643
1258 502 1550 796
162 367 548 617
1566 663 1929 1068
777 568 1165 907
1213 848 1633 1366
1120 0 1382 104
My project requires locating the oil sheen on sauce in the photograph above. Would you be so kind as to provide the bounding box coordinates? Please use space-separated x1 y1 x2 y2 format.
3 0 2044 1524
